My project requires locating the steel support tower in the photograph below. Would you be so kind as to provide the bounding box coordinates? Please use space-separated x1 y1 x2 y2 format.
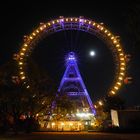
58 52 96 114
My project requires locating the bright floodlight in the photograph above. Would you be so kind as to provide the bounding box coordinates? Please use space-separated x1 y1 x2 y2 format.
67 52 76 61
66 52 77 65
89 51 95 56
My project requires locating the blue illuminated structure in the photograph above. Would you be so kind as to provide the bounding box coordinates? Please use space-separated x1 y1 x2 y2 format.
58 52 96 115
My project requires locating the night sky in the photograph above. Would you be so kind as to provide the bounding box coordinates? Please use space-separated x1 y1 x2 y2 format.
0 1 140 107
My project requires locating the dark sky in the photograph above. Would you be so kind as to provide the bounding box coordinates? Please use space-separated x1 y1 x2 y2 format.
0 1 140 107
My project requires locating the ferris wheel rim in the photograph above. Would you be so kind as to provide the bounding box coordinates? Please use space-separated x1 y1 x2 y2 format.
17 16 127 106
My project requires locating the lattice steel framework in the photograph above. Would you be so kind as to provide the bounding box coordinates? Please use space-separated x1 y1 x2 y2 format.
58 52 96 114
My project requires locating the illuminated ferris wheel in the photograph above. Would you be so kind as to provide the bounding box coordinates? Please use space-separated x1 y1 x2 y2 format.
16 16 128 106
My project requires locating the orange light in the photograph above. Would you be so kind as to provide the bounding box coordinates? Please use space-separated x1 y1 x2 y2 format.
98 101 103 106
117 82 121 85
88 21 91 24
40 26 44 30
70 123 73 126
120 67 125 70
61 122 64 125
111 36 114 40
120 72 124 76
113 40 117 44
108 33 111 36
29 36 33 39
21 76 25 80
20 52 24 56
111 90 115 95
120 58 124 61
43 24 46 28
93 22 96 26
121 63 125 65
119 77 123 80
20 72 24 75
22 48 26 51
52 122 55 126
32 33 36 36
118 49 122 51
36 30 39 33
19 62 23 65
114 86 119 90
100 27 104 30
24 43 28 47
116 44 120 47
120 53 124 56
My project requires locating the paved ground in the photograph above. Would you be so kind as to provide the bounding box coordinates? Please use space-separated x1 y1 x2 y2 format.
0 132 140 140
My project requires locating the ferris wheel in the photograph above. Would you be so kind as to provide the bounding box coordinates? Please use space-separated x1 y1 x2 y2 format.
16 16 127 107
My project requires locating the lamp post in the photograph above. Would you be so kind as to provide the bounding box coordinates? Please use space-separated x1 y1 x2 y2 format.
61 122 64 131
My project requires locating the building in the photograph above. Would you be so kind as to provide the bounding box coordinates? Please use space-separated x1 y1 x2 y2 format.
111 109 140 130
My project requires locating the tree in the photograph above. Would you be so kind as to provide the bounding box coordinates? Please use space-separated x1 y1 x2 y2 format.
103 95 125 112
0 61 31 132
51 93 77 121
0 59 56 132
